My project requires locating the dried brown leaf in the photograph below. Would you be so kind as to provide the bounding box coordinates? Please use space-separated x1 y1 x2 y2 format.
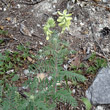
71 55 81 68
27 56 35 63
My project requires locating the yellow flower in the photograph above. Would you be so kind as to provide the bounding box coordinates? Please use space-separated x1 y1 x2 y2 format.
46 36 49 40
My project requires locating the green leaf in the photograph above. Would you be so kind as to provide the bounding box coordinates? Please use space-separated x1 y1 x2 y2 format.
11 74 19 81
56 89 77 107
47 17 56 27
0 53 4 60
58 20 65 27
66 13 72 17
0 80 3 84
66 17 72 21
0 62 3 66
81 97 92 110
63 10 67 15
57 17 63 22
17 45 25 51
57 11 63 16
0 72 4 75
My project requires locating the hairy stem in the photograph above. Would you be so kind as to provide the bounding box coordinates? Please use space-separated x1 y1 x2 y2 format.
54 39 58 93
55 50 58 93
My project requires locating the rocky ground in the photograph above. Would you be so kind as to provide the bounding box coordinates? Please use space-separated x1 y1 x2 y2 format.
0 0 110 110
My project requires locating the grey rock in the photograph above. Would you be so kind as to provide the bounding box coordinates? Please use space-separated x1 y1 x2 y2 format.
33 0 66 19
86 67 110 105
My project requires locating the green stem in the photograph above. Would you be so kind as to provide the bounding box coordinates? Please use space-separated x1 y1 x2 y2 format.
55 51 58 93
64 76 69 91
54 39 58 93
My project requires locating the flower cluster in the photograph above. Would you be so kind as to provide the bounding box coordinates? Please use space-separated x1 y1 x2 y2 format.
43 10 72 40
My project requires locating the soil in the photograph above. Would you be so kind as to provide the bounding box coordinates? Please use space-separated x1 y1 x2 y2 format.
0 0 110 110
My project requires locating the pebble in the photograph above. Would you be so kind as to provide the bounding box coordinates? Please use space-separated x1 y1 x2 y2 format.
52 12 57 15
22 86 28 90
72 89 76 94
48 76 52 81
95 106 104 110
86 47 91 54
0 7 2 11
72 0 76 3
3 7 6 11
74 16 77 21
37 24 40 27
52 0 57 3
39 41 43 45
80 22 85 26
12 18 17 25
53 5 56 8
63 64 68 70
102 0 108 3
24 69 34 75
39 49 43 52
6 69 14 74
17 4 21 8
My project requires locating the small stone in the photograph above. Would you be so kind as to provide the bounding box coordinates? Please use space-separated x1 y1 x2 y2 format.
12 18 17 24
24 69 29 75
36 90 39 93
102 0 108 3
56 82 61 86
24 69 34 75
22 86 28 90
0 7 2 11
86 47 91 54
53 5 56 8
52 12 57 15
53 0 57 3
63 64 68 70
31 29 34 34
102 48 109 53
39 49 42 52
37 24 40 27
39 41 43 45
3 7 6 11
39 55 43 59
31 9 34 12
72 0 76 3
72 89 76 94
48 76 52 81
95 106 104 110
6 69 14 74
17 4 21 8
74 16 77 21
80 22 84 26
